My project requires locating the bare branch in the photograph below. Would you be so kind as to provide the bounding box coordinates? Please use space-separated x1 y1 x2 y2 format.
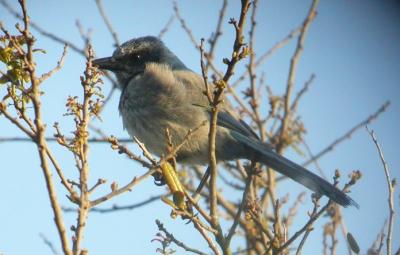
199 39 212 102
108 136 153 168
0 136 132 143
280 200 331 254
45 145 76 197
191 219 222 255
88 178 107 194
173 1 198 48
158 120 208 165
231 26 302 88
302 101 390 167
278 170 361 254
376 220 387 254
94 0 120 47
0 107 36 139
0 0 84 55
91 194 165 213
277 0 319 153
301 140 353 255
290 73 316 112
246 0 265 141
158 15 175 39
38 44 68 83
295 197 324 255
226 169 254 244
367 128 395 255
133 136 158 165
11 1 73 253
99 82 117 109
283 192 306 228
205 0 228 69
155 220 208 255
75 20 92 51
39 233 60 255
90 169 156 207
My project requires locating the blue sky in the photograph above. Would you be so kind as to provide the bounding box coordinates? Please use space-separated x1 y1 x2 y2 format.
0 0 399 254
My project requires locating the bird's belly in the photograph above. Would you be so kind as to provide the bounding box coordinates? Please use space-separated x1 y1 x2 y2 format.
120 108 165 156
120 107 210 164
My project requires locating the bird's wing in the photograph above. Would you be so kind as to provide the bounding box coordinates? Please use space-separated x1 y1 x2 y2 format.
172 69 358 207
217 111 260 140
173 70 259 140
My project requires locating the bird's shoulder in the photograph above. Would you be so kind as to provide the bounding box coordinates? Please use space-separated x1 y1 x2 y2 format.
141 62 183 92
172 69 259 140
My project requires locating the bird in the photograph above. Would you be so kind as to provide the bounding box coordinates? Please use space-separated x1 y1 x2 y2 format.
93 36 358 208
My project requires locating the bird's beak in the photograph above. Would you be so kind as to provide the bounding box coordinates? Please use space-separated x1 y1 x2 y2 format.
92 57 120 70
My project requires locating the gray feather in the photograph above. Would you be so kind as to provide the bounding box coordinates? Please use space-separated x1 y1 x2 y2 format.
93 35 359 208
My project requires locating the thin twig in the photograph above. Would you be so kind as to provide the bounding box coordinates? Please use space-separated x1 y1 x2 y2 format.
302 101 390 167
0 136 133 143
158 15 175 39
99 82 116 110
203 1 252 253
376 220 387 254
1 0 119 99
39 233 60 255
277 171 361 255
295 197 323 255
367 127 395 255
88 178 107 194
231 26 302 88
226 168 254 244
183 189 213 224
72 45 101 254
189 168 262 253
283 192 306 228
90 169 156 207
199 39 212 102
75 20 92 49
290 73 316 112
173 1 198 48
39 44 68 83
301 140 353 255
0 0 84 55
246 0 265 141
276 200 331 255
45 146 76 197
11 1 73 254
0 114 75 197
0 108 35 139
94 0 120 47
193 222 222 255
156 220 208 255
108 136 153 168
277 0 319 153
205 0 228 70
90 194 167 213
301 140 326 178
133 136 158 165
158 120 208 165
249 209 274 240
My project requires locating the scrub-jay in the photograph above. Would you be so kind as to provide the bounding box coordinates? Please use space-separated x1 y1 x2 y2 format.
93 36 358 208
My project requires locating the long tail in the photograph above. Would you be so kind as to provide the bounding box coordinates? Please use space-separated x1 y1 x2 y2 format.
232 133 359 208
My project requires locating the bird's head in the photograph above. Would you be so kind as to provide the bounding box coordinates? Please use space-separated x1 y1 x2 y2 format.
93 36 186 88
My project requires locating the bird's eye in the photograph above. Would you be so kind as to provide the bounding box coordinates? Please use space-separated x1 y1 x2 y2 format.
135 54 141 60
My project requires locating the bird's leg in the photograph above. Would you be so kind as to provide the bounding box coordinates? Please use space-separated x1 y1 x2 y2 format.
193 166 211 201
